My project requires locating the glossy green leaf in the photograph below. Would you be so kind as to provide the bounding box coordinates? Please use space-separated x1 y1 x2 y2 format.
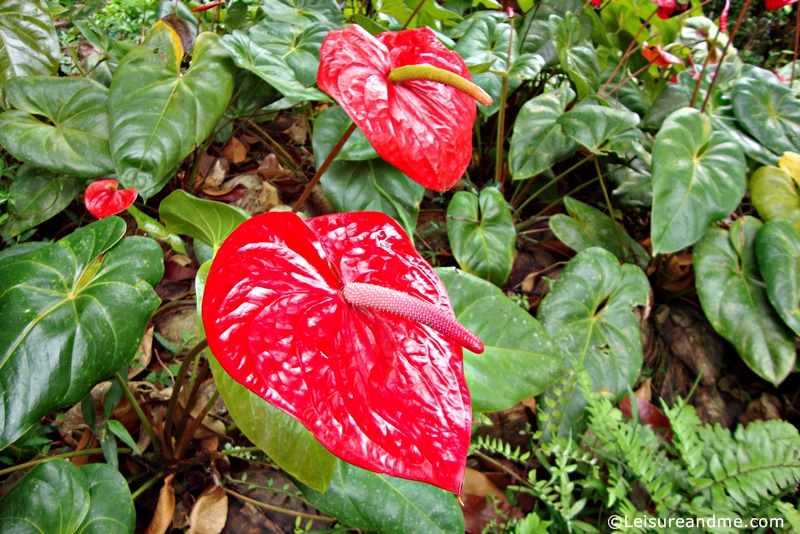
454 15 521 117
651 108 746 254
0 217 163 447
159 190 249 254
436 268 563 413
446 188 515 287
261 0 342 28
0 165 80 237
732 76 800 156
109 30 235 199
517 0 587 67
557 104 639 155
508 87 578 180
298 460 464 534
209 355 336 492
537 248 649 437
0 460 134 533
127 205 187 255
607 139 653 209
549 197 650 269
553 13 600 99
220 30 328 103
756 220 800 337
313 106 378 162
749 165 800 232
0 0 59 108
679 16 730 65
695 218 796 386
377 0 461 29
0 77 113 176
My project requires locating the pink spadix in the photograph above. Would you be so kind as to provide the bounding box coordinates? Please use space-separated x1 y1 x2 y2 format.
342 282 484 354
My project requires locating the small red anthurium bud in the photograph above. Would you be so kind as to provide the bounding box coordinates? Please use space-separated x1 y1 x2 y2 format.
203 211 478 493
84 179 137 218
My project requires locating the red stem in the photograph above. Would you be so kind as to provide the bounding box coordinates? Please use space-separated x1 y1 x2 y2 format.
293 122 357 213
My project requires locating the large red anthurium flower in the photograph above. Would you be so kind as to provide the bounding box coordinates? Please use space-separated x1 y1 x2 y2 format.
202 211 484 493
317 25 488 192
766 0 797 10
84 179 137 218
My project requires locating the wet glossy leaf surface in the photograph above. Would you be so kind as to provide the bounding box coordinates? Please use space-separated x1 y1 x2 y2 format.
650 108 746 254
0 164 80 237
733 76 800 155
757 220 800 338
0 460 134 533
537 248 649 437
436 268 563 413
0 217 163 447
750 165 800 232
446 188 516 287
549 196 650 269
553 13 600 99
109 29 235 199
0 77 113 176
298 460 464 534
695 218 796 385
318 25 476 191
557 103 640 155
0 0 59 107
202 211 471 492
508 87 578 180
160 190 249 253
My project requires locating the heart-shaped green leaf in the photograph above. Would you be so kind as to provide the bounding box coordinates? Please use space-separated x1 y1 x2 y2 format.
733 76 800 156
109 29 235 199
436 267 563 413
651 108 746 254
549 196 650 269
0 0 59 108
537 247 649 437
128 205 187 255
557 103 640 155
0 164 80 237
749 165 800 232
0 217 163 447
454 15 521 118
220 30 328 103
0 77 113 176
756 220 800 337
508 87 578 180
313 106 378 162
209 355 337 492
264 0 342 28
377 0 461 29
0 460 134 533
159 190 249 254
553 13 600 99
694 217 796 386
446 188 515 287
298 460 464 534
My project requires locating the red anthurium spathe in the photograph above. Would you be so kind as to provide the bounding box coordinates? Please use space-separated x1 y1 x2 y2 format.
202 211 483 493
641 42 684 67
766 0 798 9
652 0 692 19
317 25 488 192
84 179 137 218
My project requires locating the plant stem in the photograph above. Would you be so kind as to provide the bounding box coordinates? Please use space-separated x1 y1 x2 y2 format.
402 0 426 29
494 21 514 188
700 0 753 112
245 120 305 180
175 390 220 460
114 372 160 452
173 358 211 451
516 176 601 231
163 338 208 459
513 155 595 218
793 5 799 87
223 487 336 521
604 61 654 99
131 471 166 500
0 448 132 477
293 122 357 213
599 9 657 96
221 446 263 456
594 158 629 263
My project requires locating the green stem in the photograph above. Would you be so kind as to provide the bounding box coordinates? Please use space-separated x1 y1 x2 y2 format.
494 22 514 187
175 390 220 460
223 487 336 521
293 122 357 213
0 448 132 477
516 176 601 231
114 372 160 452
513 156 595 218
594 158 628 263
173 359 210 450
221 446 263 456
388 65 493 106
793 5 799 88
131 471 166 500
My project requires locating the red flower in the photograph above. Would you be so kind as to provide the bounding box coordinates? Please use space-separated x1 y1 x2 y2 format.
766 0 797 9
652 0 692 19
202 211 483 493
84 179 136 218
591 0 602 5
641 42 684 67
317 25 477 192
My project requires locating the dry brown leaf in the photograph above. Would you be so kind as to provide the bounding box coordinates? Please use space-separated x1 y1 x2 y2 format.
70 428 93 467
634 377 652 402
520 397 536 413
463 467 502 498
188 485 228 534
144 474 176 534
129 324 154 378
222 136 248 163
